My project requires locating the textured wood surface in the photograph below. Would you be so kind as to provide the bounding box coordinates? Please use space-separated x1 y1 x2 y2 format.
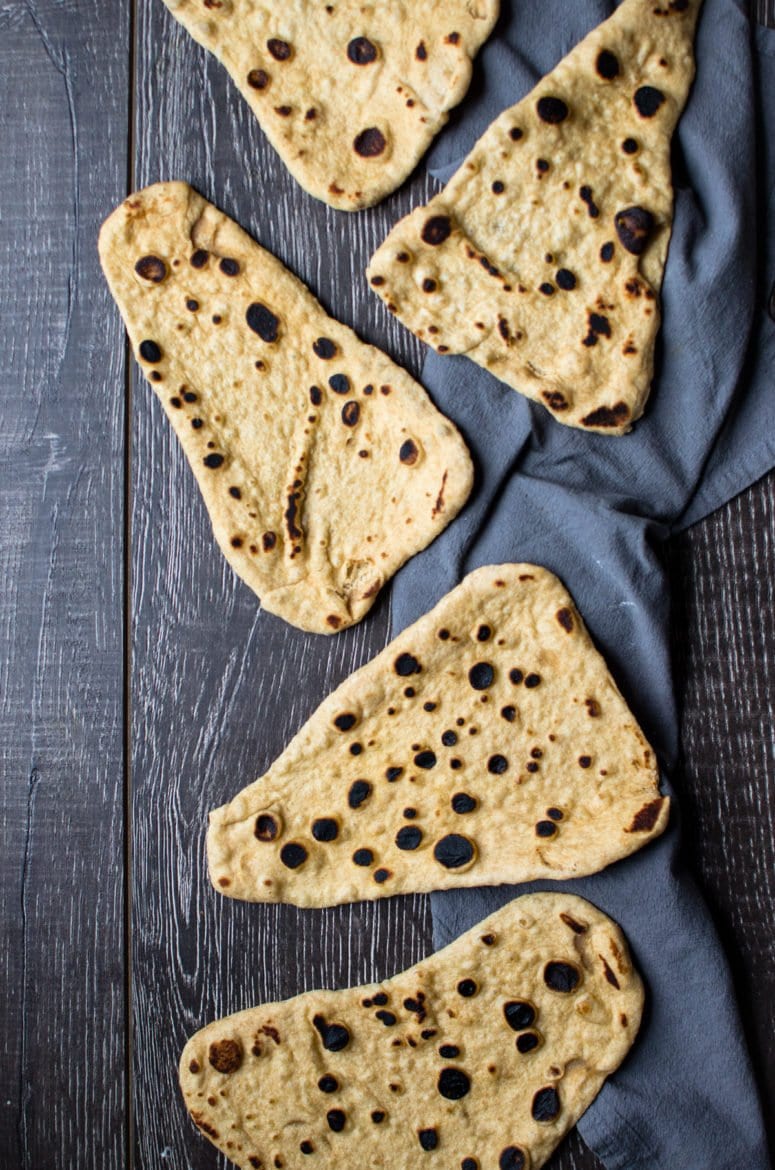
0 0 130 1167
1 2 773 1169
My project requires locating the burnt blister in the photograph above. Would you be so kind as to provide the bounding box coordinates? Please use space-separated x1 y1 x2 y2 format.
280 842 307 869
579 185 600 218
634 86 665 117
503 1001 536 1031
499 1148 527 1170
419 1129 439 1151
318 1075 338 1093
596 49 620 79
468 662 494 690
532 1085 561 1123
536 819 557 838
395 653 421 676
313 1016 350 1052
396 825 423 851
556 268 577 290
313 337 337 359
341 401 360 427
581 402 630 428
326 1109 346 1132
135 255 167 283
421 215 452 246
247 68 270 90
544 960 581 993
254 813 280 841
438 1067 471 1099
615 206 655 255
267 37 292 60
139 340 162 363
246 302 280 342
488 754 508 775
328 373 350 395
334 713 357 732
516 1031 541 1054
353 848 374 866
434 834 475 869
536 96 569 123
441 730 458 747
400 439 419 465
457 978 477 997
208 1038 243 1074
219 258 240 276
348 780 371 809
347 37 378 64
451 793 477 814
190 248 209 268
414 750 437 769
354 127 387 157
312 818 339 842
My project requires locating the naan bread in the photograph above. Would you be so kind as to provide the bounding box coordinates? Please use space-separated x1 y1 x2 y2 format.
159 0 499 210
208 564 668 905
99 182 472 634
367 0 702 434
180 892 643 1170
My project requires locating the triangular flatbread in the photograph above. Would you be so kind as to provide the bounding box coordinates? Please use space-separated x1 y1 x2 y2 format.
180 892 643 1170
99 183 472 634
207 564 668 905
367 0 702 433
159 0 499 210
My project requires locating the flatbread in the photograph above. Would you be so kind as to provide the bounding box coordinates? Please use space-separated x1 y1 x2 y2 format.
158 0 499 210
99 182 472 634
207 564 668 905
366 0 702 434
180 892 643 1170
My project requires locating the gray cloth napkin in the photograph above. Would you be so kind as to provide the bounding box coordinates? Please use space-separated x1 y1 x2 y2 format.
389 1 775 1166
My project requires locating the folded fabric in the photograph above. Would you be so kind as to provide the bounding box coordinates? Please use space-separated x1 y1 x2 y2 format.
389 1 774 1166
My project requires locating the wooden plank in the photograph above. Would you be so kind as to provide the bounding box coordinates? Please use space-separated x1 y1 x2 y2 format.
667 472 775 1154
0 0 130 1166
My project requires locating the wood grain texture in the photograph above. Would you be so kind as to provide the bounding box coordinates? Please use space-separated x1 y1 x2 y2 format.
667 473 775 1156
0 0 130 1167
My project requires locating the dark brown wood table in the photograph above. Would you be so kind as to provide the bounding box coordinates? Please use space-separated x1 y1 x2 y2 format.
2 2 773 1167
